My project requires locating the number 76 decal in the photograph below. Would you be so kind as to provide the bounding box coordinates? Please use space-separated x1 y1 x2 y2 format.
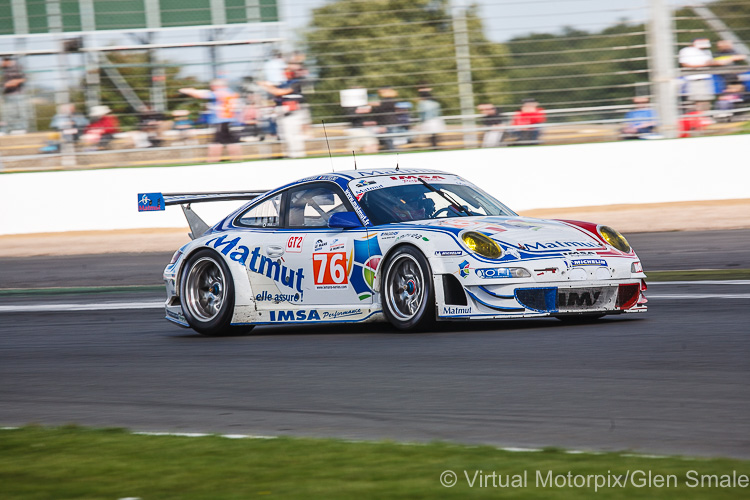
313 252 349 288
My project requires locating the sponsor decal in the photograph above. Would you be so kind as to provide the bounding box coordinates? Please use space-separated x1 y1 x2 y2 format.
268 308 363 322
534 267 559 276
395 233 429 242
205 235 304 294
314 239 328 252
255 290 301 303
475 268 513 279
379 231 399 240
632 261 643 273
354 185 382 200
459 260 471 278
350 234 382 301
523 240 601 251
313 251 349 290
558 290 602 307
137 192 165 211
435 250 463 257
442 306 472 315
571 258 607 267
436 219 480 229
389 174 445 183
286 235 305 253
355 179 377 188
562 251 596 256
344 189 371 226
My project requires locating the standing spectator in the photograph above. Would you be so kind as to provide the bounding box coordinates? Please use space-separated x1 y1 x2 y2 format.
679 38 718 113
263 50 287 86
81 105 120 149
259 63 308 158
714 40 747 66
510 98 546 145
179 79 242 163
417 88 444 150
1 57 28 134
478 103 504 147
372 86 400 151
620 96 658 139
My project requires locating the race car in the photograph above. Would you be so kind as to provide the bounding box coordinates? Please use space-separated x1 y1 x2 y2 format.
139 168 647 335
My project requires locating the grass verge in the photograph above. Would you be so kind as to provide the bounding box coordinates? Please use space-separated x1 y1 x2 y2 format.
1 426 748 499
645 269 750 282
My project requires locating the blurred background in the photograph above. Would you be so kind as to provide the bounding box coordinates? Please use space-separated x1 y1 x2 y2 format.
0 0 748 170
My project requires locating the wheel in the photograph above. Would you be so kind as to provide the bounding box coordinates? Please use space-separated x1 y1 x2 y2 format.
179 248 247 336
381 246 435 331
555 313 605 324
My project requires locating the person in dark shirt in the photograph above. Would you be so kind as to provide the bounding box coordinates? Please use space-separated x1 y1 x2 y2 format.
478 103 505 147
1 57 28 134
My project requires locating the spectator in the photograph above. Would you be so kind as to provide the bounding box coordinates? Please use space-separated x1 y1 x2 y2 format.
179 79 242 163
81 105 120 149
478 103 504 147
259 62 309 158
509 98 546 145
417 88 444 149
131 105 170 148
1 57 28 134
263 50 287 86
50 103 88 145
620 96 658 140
714 40 747 66
371 86 401 151
171 109 195 145
679 104 712 138
715 81 746 121
679 38 719 112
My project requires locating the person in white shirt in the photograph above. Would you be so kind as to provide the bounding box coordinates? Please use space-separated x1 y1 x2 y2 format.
678 38 717 111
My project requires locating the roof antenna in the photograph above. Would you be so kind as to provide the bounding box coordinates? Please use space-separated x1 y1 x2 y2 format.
395 153 400 171
352 150 358 170
322 121 335 172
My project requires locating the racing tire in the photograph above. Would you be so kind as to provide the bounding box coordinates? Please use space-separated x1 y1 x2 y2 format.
180 248 249 336
381 246 435 332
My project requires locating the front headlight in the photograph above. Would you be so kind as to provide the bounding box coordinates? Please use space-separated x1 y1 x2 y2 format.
598 226 631 253
462 231 503 259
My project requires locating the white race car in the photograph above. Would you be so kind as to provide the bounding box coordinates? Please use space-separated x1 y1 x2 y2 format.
139 168 647 335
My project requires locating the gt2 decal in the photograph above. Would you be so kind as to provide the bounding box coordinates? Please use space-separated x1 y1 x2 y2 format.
286 235 305 253
205 235 305 294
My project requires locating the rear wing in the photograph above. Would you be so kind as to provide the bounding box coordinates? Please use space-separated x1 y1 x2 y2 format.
138 190 267 240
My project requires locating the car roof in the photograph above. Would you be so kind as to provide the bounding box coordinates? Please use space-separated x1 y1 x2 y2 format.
324 168 451 182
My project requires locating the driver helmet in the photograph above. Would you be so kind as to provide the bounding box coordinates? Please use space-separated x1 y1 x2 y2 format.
394 189 435 221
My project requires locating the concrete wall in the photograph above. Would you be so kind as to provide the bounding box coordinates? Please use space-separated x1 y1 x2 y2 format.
1 135 748 235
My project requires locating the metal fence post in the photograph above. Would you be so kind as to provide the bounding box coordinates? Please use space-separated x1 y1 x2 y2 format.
452 0 477 148
647 0 679 139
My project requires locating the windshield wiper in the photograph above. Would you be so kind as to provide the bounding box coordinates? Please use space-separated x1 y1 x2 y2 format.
418 178 472 217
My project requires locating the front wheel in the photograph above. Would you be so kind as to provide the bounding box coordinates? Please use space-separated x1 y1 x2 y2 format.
180 248 242 336
381 246 435 332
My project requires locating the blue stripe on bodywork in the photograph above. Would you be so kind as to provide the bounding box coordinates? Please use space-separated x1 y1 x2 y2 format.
465 289 526 312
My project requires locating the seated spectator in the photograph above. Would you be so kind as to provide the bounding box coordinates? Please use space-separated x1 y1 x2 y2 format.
81 105 120 150
478 103 504 147
41 104 89 153
715 81 746 121
679 104 713 138
620 96 658 139
509 98 546 145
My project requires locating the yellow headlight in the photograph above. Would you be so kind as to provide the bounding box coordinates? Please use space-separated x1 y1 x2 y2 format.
462 231 503 259
598 226 631 253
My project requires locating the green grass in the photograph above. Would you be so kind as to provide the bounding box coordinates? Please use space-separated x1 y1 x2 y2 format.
645 269 750 282
0 426 748 499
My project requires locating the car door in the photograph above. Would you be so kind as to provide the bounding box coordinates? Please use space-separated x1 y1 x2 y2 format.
283 181 372 308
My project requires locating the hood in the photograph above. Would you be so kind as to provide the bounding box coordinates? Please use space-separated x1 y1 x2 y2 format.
405 216 613 258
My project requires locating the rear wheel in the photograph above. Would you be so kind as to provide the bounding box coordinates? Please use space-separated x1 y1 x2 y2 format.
180 248 250 336
381 246 435 332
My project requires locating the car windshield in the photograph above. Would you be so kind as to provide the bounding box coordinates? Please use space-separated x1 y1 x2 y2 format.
357 182 516 226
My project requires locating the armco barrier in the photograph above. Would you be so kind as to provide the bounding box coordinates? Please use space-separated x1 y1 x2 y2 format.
1 135 748 235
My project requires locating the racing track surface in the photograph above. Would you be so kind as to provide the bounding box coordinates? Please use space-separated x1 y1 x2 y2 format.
0 230 749 458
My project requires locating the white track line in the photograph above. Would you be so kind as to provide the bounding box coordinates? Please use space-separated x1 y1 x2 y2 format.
0 301 163 313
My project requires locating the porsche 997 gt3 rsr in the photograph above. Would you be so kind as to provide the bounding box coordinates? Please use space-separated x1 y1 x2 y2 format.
139 168 647 335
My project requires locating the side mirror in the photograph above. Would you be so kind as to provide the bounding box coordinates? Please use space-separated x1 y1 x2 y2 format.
328 211 363 229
